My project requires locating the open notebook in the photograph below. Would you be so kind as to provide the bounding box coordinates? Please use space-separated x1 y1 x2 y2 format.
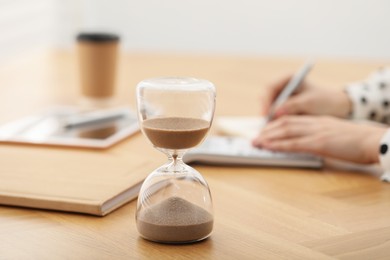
0 145 156 216
215 116 266 139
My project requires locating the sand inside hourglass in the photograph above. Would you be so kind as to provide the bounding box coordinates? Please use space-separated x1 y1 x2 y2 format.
138 116 213 243
137 197 213 243
142 117 210 150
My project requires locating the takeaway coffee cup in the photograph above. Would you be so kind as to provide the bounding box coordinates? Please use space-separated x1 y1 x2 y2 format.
77 32 120 105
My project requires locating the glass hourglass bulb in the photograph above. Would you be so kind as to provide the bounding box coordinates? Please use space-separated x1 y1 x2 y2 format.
135 77 216 243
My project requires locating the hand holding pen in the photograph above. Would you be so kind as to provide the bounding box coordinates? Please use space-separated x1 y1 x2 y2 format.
265 59 314 122
252 62 386 166
253 59 354 149
261 60 352 120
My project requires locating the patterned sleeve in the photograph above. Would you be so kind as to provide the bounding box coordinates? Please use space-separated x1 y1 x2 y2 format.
345 67 390 123
379 129 390 182
345 67 390 182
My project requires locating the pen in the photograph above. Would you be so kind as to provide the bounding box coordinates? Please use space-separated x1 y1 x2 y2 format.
266 59 315 122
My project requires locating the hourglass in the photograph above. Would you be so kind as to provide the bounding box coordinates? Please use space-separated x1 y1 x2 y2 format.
135 77 216 243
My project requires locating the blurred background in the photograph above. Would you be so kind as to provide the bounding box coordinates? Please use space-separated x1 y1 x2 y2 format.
1 0 390 65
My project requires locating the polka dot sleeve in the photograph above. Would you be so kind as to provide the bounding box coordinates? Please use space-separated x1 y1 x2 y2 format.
379 129 390 182
345 67 390 123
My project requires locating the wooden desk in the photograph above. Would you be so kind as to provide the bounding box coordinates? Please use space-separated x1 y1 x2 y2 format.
1 51 390 259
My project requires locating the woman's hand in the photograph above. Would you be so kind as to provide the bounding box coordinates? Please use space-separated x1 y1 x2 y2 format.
253 115 387 164
261 74 352 119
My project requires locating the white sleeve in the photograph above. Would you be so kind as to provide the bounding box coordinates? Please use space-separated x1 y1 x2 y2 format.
379 129 390 182
345 67 390 123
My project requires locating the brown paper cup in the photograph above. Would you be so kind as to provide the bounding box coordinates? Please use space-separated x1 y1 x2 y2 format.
77 33 119 101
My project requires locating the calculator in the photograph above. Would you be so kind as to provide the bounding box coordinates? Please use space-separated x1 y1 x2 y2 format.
184 136 323 168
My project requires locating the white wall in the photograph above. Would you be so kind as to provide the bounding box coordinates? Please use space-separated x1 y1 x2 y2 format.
65 0 390 60
0 0 56 63
1 0 389 61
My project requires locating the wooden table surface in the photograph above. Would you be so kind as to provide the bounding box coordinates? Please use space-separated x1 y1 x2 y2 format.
0 51 389 259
